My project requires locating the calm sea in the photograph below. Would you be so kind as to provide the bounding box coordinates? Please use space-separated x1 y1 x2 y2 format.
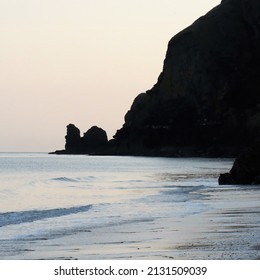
2 153 258 259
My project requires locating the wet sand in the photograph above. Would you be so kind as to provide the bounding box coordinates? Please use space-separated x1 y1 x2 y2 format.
3 183 260 260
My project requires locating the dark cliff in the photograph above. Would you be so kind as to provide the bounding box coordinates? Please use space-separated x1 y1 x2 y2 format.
52 0 260 157
111 0 260 156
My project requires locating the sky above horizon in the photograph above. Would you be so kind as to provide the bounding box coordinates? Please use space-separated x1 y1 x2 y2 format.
0 0 220 152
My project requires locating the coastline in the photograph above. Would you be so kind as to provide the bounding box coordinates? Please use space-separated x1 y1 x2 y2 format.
2 178 260 260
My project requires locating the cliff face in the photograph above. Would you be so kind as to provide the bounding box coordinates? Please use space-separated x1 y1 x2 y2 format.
113 0 260 156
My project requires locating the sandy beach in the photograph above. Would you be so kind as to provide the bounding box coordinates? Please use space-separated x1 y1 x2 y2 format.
1 154 259 260
3 183 260 260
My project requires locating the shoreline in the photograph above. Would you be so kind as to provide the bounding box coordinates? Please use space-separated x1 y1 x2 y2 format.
2 183 260 260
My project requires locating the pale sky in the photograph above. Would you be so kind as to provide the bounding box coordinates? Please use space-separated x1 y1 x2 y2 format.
0 0 220 152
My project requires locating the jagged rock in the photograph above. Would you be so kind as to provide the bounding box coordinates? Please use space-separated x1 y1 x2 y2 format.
53 124 108 154
65 124 81 154
219 141 260 185
112 0 260 156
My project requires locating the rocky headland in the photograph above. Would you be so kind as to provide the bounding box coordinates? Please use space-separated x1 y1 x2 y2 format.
110 0 260 157
52 0 260 183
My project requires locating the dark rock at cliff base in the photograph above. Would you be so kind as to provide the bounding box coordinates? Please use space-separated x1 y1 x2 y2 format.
111 0 260 156
219 142 260 185
52 124 108 154
218 173 235 185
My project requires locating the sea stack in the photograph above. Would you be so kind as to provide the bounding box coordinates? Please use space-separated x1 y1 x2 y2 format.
52 124 108 154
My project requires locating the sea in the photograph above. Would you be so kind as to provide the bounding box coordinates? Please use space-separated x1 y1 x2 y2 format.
0 152 260 260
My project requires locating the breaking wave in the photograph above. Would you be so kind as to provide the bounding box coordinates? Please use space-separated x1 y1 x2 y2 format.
0 205 92 227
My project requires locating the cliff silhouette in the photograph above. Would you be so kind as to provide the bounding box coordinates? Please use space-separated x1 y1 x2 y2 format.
53 0 260 159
